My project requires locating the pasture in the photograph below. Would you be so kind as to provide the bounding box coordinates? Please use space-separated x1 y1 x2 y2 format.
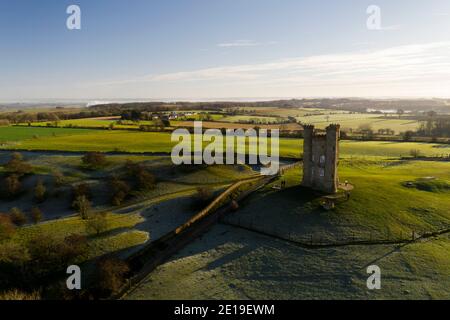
1 127 448 159
126 159 450 300
297 113 421 133
0 126 94 143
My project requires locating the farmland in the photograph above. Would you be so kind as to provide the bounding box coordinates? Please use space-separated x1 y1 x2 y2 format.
0 104 449 300
0 126 95 143
1 127 448 159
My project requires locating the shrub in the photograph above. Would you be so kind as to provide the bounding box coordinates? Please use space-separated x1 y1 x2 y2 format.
26 233 87 276
125 161 156 190
72 195 91 220
4 174 21 197
95 257 129 295
85 212 108 236
52 170 65 187
34 179 47 203
0 214 16 240
82 152 107 168
10 207 27 226
30 207 43 224
72 183 91 201
4 152 32 175
0 290 41 300
109 177 131 206
61 234 88 261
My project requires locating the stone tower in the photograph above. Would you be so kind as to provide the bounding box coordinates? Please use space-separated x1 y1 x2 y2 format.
302 124 340 193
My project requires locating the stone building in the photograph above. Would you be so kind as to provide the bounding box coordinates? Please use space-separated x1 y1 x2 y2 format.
302 124 340 193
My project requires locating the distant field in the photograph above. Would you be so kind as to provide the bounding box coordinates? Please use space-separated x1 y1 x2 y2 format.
1 130 173 152
237 107 349 118
25 117 149 129
171 120 302 131
0 126 94 143
278 139 449 158
1 127 449 159
220 115 282 123
297 113 421 133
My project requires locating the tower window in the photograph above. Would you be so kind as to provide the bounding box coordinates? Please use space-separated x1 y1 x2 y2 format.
320 155 325 164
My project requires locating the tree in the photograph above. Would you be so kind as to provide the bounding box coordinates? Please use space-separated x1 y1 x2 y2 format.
85 213 108 236
30 207 43 224
10 207 27 226
82 152 107 168
0 214 16 240
4 152 32 175
62 234 88 261
152 118 166 131
135 167 156 190
409 149 422 158
4 174 21 197
34 179 46 203
125 162 156 190
397 109 405 119
109 177 131 206
72 183 91 201
402 131 414 142
26 233 87 276
52 170 65 187
95 257 129 295
72 195 91 220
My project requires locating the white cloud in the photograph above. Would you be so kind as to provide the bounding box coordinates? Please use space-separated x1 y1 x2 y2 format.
217 40 277 47
93 41 450 98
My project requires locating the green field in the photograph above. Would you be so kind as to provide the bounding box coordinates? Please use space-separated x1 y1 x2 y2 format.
220 115 282 123
125 223 450 300
297 113 421 133
0 126 94 143
126 159 450 300
1 123 450 299
25 118 154 129
1 212 148 262
2 127 448 159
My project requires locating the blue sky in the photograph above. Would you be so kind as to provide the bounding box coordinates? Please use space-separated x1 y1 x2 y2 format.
1 0 450 101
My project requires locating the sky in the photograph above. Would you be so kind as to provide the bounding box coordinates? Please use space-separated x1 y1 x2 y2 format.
1 0 450 102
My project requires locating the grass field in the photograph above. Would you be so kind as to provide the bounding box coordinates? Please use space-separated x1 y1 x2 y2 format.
1 212 148 262
220 115 282 123
2 128 448 159
17 108 422 134
0 126 94 143
126 159 450 300
297 113 421 133
1 123 449 299
227 160 450 241
125 223 450 300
